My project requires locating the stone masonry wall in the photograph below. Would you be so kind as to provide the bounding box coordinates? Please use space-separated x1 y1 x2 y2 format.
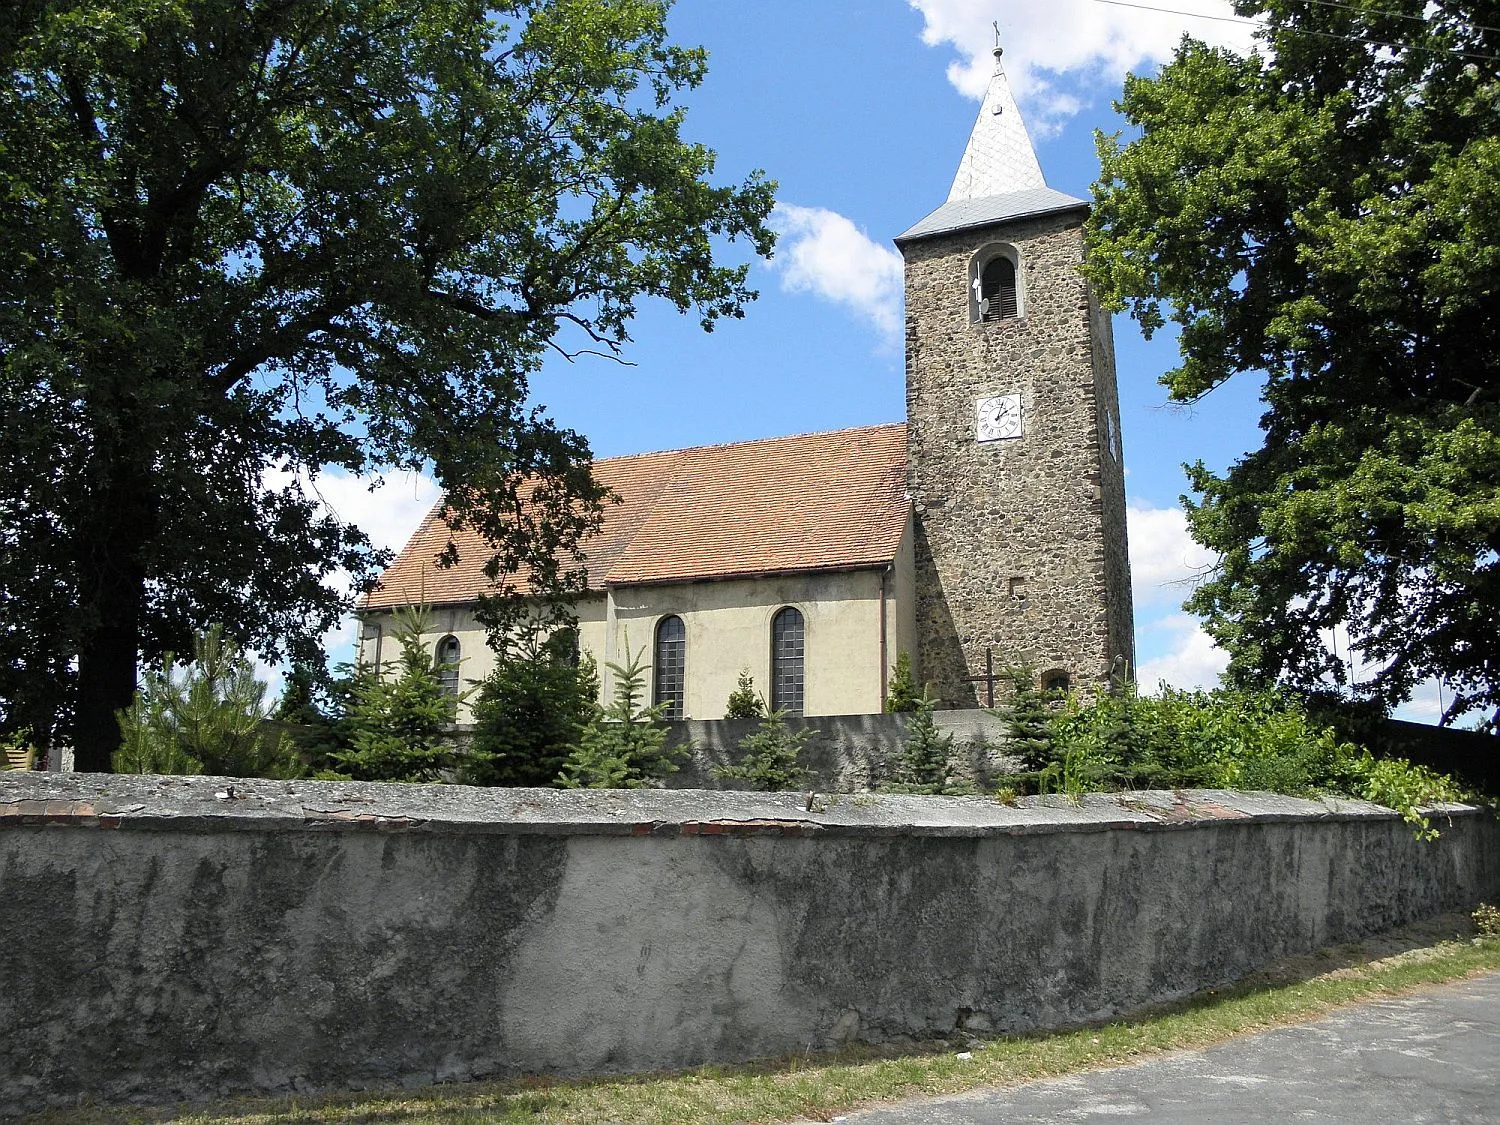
3 773 1497 1116
902 210 1133 704
1089 291 1137 673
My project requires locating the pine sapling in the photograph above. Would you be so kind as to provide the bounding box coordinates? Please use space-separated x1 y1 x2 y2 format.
558 646 684 788
885 651 924 713
714 708 811 791
724 669 765 719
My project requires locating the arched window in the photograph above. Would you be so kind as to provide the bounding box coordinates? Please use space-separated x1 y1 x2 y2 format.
545 627 580 667
1041 669 1071 696
970 245 1022 323
771 607 805 716
653 615 686 719
435 635 461 698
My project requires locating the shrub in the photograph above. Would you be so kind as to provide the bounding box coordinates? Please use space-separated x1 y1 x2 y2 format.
883 695 961 795
113 625 303 779
466 651 600 787
714 708 811 791
329 607 460 782
724 669 765 719
885 651 924 713
2 729 36 771
1474 903 1500 940
1000 667 1054 771
558 646 684 788
1035 682 1474 836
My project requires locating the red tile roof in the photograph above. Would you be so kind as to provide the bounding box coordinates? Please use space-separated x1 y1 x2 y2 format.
361 423 910 609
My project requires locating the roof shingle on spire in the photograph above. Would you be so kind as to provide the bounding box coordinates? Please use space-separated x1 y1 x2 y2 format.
360 423 911 610
896 46 1086 244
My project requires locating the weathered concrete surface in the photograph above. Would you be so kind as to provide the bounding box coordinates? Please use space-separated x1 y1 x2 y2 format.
840 970 1500 1123
2 774 1497 1115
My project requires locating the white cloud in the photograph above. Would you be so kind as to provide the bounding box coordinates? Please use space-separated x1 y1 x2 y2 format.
1137 613 1229 692
770 203 904 348
908 0 1256 129
1126 501 1216 611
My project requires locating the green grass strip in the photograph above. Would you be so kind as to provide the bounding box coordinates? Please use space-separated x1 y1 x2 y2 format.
34 933 1500 1125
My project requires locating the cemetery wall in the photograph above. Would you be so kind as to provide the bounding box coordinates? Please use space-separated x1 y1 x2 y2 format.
3 773 1498 1115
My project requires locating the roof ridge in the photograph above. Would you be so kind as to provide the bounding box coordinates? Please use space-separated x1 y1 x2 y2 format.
594 420 905 466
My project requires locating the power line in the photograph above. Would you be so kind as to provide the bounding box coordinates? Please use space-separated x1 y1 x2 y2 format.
1088 0 1500 64
1288 0 1500 39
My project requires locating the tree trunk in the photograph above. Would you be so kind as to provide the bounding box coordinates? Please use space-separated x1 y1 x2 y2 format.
72 615 144 773
68 441 157 773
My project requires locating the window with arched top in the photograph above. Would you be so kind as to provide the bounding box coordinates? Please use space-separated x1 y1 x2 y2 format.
653 615 686 719
435 635 461 698
771 607 805 716
545 627 580 668
1041 669 1071 696
970 245 1023 323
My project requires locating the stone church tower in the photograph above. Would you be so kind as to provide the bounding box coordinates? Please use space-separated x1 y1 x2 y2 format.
896 46 1134 704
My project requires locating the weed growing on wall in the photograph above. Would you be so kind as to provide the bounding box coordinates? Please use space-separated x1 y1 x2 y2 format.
558 646 684 788
714 709 811 791
724 670 765 720
113 625 302 779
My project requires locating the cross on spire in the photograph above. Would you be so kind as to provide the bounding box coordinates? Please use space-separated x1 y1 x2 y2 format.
945 32 1046 202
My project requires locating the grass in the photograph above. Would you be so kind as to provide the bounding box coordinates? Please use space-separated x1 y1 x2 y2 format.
29 917 1500 1125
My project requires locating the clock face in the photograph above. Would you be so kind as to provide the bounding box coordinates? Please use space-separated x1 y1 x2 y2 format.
976 394 1022 442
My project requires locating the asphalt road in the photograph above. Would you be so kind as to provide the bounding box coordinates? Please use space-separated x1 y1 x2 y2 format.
837 970 1500 1123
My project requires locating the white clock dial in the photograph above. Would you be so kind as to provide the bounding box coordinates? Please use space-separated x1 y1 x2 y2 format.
976 394 1022 442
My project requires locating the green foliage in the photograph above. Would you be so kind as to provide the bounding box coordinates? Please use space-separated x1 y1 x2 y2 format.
885 652 924 714
269 654 353 771
1032 683 1472 835
1000 668 1055 772
1085 2 1500 730
714 709 811 792
0 0 777 767
724 669 766 720
112 626 302 779
2 728 36 771
330 608 460 783
466 651 600 787
1474 904 1500 940
558 647 683 789
883 696 960 795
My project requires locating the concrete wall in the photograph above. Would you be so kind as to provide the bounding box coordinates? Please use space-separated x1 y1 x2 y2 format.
358 555 918 722
662 709 1014 792
4 774 1496 1116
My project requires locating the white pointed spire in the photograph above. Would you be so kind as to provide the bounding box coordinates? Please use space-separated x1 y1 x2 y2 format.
946 41 1046 202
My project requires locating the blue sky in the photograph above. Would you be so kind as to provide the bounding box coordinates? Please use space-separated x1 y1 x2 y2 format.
317 0 1449 722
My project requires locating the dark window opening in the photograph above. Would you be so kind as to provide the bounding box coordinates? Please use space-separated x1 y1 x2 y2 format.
545 627 580 667
771 607 806 716
435 635 462 698
654 615 686 719
980 255 1018 321
1042 669 1071 696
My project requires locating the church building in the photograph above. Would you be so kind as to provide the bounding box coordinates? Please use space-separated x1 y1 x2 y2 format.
358 47 1135 720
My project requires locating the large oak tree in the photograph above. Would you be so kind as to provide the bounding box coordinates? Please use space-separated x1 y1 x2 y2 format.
1086 0 1499 728
0 0 775 769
